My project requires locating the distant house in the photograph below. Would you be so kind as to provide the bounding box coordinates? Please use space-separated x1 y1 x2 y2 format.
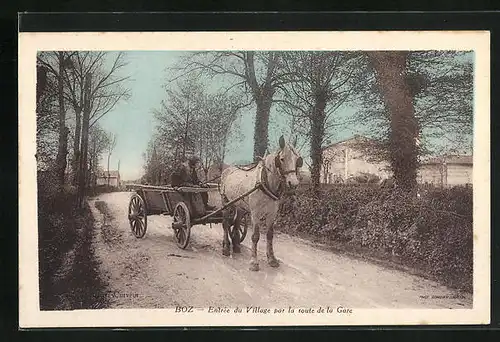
321 135 473 187
97 170 121 187
418 155 472 187
321 135 391 184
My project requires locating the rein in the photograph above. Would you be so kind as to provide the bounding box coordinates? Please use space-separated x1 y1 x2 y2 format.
259 149 301 201
259 160 283 201
221 147 302 203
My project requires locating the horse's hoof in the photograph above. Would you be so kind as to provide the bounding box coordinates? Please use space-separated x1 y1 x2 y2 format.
222 249 231 257
268 258 280 268
249 262 260 272
233 245 241 254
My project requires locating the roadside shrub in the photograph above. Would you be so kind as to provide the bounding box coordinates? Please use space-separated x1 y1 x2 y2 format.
38 171 79 308
89 185 119 196
38 170 110 309
276 184 473 292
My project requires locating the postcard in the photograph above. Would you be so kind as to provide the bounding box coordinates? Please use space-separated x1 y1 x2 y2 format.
19 30 490 327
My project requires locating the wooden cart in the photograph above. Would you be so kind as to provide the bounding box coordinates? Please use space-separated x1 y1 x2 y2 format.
126 183 249 249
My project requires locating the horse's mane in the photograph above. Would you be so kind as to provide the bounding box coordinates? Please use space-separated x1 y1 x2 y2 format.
234 151 276 171
234 162 259 171
232 144 297 172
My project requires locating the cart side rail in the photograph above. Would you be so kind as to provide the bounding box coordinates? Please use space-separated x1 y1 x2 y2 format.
127 183 219 193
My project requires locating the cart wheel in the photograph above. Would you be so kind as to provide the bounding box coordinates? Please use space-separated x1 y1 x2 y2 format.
128 193 147 238
230 210 249 243
172 202 191 249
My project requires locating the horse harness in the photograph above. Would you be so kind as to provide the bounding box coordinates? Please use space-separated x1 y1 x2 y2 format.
258 151 303 201
221 149 303 203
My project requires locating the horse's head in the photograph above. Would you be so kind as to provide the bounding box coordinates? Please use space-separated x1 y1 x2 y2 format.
274 135 303 190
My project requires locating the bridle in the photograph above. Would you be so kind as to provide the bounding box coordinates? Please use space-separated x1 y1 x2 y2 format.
258 146 303 200
274 147 303 179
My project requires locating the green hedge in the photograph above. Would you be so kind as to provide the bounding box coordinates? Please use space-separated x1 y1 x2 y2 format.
276 185 473 292
38 177 80 309
37 171 110 309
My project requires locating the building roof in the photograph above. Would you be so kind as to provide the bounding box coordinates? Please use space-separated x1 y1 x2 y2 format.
98 170 120 178
422 155 472 165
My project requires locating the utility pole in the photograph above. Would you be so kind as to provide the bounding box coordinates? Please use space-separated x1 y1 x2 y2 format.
117 159 121 187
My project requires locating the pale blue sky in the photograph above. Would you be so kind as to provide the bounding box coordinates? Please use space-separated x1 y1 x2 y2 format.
97 51 472 181
97 51 342 180
98 51 261 180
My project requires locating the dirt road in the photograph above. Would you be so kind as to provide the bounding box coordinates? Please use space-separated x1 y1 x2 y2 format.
89 191 472 309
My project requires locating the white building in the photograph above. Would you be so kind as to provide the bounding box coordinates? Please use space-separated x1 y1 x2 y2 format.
418 155 472 187
321 135 391 184
321 135 473 187
96 170 121 187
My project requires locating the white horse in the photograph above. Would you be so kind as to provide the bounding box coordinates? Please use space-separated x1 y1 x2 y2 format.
219 136 303 271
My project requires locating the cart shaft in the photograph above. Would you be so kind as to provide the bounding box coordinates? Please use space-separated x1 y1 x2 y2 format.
197 184 261 221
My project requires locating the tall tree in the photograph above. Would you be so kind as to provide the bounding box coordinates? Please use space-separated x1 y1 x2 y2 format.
143 130 184 186
351 50 473 192
355 51 473 160
154 77 205 162
77 73 92 209
36 61 48 105
366 51 419 191
195 92 243 180
55 52 130 185
150 77 243 183
63 52 130 209
88 124 112 188
171 51 287 160
277 51 367 189
37 52 75 186
36 59 59 170
408 51 473 154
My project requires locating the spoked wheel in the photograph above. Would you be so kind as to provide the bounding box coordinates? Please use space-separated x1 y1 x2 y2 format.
172 202 191 249
230 209 249 243
128 193 147 238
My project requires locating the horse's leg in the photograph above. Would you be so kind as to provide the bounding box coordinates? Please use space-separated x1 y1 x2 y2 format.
231 209 241 254
249 217 260 271
221 209 231 257
266 222 279 267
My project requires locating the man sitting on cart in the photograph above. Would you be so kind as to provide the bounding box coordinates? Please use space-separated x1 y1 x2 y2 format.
170 156 216 211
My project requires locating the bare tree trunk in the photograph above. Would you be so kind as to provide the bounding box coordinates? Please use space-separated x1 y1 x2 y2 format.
106 134 117 187
253 93 273 161
72 106 82 186
36 65 47 105
55 52 69 187
90 140 97 192
310 96 327 191
368 51 418 191
77 73 92 210
107 153 111 187
245 52 278 162
88 157 93 195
